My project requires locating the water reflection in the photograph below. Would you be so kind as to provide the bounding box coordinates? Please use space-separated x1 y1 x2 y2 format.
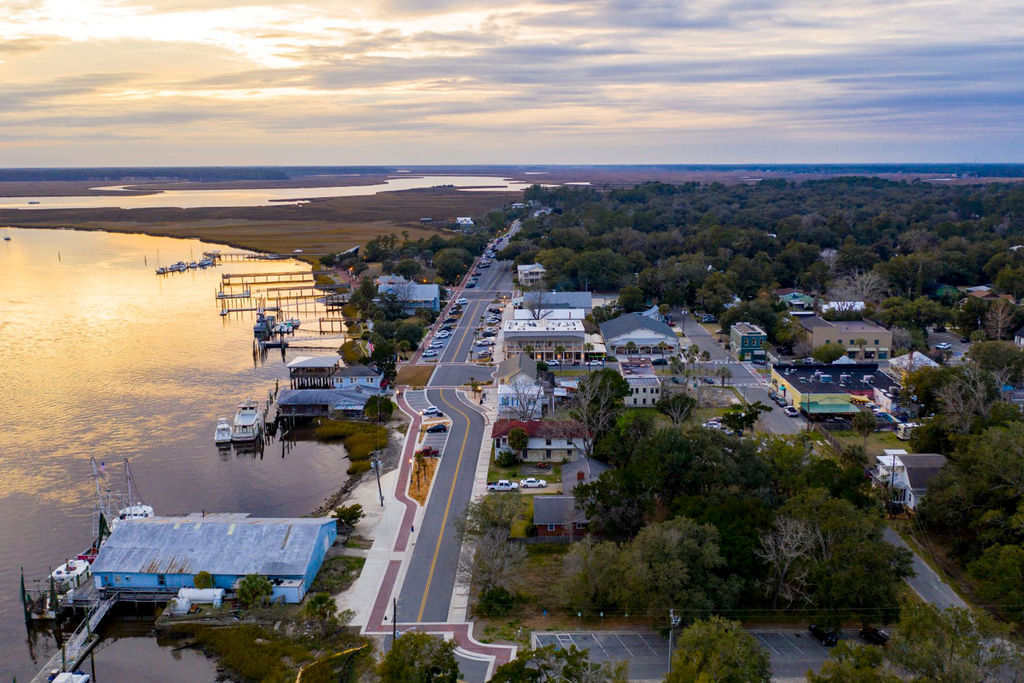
0 174 532 210
0 227 350 679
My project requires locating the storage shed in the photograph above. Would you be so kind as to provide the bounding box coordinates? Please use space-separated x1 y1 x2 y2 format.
90 513 336 603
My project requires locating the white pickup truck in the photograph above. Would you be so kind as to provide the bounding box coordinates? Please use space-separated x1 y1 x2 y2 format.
486 479 519 492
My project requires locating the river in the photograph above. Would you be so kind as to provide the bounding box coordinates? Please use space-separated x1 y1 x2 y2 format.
0 227 352 680
0 175 533 210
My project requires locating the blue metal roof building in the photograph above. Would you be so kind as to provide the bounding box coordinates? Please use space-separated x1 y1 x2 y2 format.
91 513 336 603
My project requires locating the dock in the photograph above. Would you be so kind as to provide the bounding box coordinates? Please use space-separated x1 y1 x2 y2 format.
216 288 251 300
30 593 118 683
221 270 332 286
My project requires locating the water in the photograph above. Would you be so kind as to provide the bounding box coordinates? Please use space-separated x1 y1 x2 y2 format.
0 175 532 210
0 227 352 679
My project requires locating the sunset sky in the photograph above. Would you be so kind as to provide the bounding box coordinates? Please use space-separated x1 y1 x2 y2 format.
1 0 1021 165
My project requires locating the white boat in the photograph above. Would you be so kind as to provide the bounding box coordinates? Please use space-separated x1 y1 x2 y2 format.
92 457 155 534
155 267 167 275
231 401 263 442
214 418 232 445
51 558 91 587
284 317 301 328
198 257 214 267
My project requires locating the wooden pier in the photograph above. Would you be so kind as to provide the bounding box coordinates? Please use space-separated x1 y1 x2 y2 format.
216 288 251 300
319 317 347 333
221 270 332 286
30 593 118 683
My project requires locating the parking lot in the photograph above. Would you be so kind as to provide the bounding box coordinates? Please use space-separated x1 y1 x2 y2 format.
534 628 839 680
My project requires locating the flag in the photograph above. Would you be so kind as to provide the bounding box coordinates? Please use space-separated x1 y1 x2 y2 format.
368 342 375 353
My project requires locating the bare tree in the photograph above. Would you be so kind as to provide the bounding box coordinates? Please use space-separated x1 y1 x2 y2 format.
457 527 526 595
985 300 1015 340
755 516 816 608
523 287 551 320
829 270 888 304
559 371 628 455
506 375 544 421
891 326 914 353
899 229 938 253
937 365 996 433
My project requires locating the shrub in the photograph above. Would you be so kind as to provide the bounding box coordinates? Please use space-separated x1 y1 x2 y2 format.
496 449 519 467
476 586 515 617
193 571 214 589
347 461 371 475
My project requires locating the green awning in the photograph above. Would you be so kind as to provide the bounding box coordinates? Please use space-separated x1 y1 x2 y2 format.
802 401 860 414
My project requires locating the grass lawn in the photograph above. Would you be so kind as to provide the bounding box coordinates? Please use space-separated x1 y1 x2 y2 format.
310 555 366 595
829 429 903 453
397 365 434 387
510 496 534 538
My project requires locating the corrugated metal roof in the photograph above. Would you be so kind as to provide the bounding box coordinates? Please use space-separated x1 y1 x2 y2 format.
91 514 333 577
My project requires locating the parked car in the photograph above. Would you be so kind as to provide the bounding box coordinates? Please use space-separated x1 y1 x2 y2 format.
773 395 787 407
701 314 717 323
416 446 439 457
652 357 668 365
425 423 448 433
481 330 497 338
488 306 503 314
671 376 683 384
444 316 458 324
422 406 441 416
486 479 519 492
428 341 443 349
809 624 839 647
702 376 716 384
547 359 560 366
784 406 800 417
935 342 952 350
456 297 468 305
860 626 890 646
586 359 605 366
519 478 547 488
422 349 438 358
466 282 477 288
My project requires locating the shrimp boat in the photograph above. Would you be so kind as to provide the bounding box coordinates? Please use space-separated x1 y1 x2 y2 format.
214 417 232 445
231 401 264 442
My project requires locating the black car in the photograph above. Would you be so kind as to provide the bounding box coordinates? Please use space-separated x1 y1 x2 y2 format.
466 282 476 288
425 424 448 433
481 330 497 337
860 626 890 646
652 357 668 366
444 316 458 324
809 624 839 647
440 325 453 332
702 377 716 384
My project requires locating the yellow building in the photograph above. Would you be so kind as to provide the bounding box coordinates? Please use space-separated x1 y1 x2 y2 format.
770 363 878 416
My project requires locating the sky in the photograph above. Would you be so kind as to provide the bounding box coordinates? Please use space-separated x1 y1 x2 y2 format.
0 0 1022 166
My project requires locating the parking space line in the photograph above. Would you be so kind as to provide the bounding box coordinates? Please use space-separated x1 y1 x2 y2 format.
614 634 635 658
755 633 783 655
637 634 661 655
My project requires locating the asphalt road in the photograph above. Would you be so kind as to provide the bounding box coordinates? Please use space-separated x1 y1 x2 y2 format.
397 387 486 623
882 527 967 609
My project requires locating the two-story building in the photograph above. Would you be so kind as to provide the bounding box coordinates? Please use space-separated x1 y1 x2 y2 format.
491 420 585 462
599 312 679 356
333 364 384 390
729 322 767 361
796 315 892 360
519 291 593 313
516 263 547 286
501 319 586 363
618 361 663 407
495 355 545 419
872 450 947 511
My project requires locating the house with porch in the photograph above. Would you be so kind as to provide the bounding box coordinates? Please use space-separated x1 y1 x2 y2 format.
495 355 545 419
287 355 342 389
491 420 585 462
533 457 611 537
516 263 547 286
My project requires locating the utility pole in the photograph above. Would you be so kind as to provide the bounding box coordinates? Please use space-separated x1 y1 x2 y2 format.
373 459 384 507
393 597 398 641
667 609 681 674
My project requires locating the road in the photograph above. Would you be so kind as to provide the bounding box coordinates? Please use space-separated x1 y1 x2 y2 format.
397 387 486 623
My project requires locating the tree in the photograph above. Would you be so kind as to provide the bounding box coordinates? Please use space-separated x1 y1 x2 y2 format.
558 538 623 614
334 503 365 531
715 365 732 386
459 528 527 605
492 645 628 683
657 393 697 424
506 376 543 421
984 299 1016 340
433 248 473 284
563 369 631 455
459 494 526 538
237 573 272 608
851 409 876 445
809 641 900 682
507 427 529 462
756 516 816 608
829 270 889 303
617 285 646 312
886 602 1024 682
625 340 638 356
720 401 770 435
616 517 737 616
193 571 214 589
967 544 1024 621
378 631 460 683
812 342 847 363
394 258 423 281
667 616 771 683
365 395 395 422
302 592 338 636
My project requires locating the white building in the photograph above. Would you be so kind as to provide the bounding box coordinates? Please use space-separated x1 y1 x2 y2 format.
501 319 586 363
618 361 662 407
599 312 680 355
333 365 384 389
516 263 547 286
873 450 947 510
512 308 586 321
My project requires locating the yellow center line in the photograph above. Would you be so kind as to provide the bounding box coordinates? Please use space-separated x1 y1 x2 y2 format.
417 389 472 622
449 298 482 362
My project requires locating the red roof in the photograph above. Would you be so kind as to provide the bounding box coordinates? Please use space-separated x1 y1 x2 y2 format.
491 419 586 439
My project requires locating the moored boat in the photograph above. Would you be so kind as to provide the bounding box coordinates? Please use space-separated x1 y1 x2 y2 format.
51 558 91 589
214 418 232 445
231 401 264 442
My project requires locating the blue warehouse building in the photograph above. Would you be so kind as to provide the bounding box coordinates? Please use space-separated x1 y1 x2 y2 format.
91 513 336 603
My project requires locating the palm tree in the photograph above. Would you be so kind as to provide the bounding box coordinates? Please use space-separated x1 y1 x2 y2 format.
583 341 594 364
685 344 700 374
554 344 566 361
625 341 638 357
716 366 732 386
469 377 481 395
524 345 535 359
656 341 670 356
302 592 338 636
397 339 411 359
669 356 685 375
